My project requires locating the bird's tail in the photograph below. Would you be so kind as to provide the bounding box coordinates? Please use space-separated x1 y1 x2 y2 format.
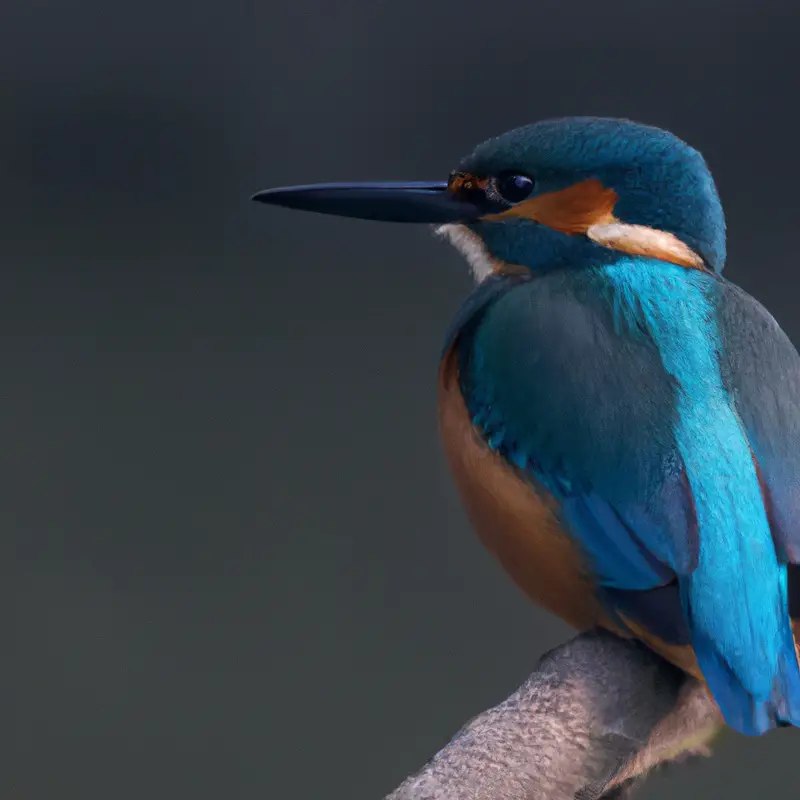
686 563 800 736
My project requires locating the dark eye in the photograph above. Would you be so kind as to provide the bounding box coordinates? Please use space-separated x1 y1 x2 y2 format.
495 173 535 204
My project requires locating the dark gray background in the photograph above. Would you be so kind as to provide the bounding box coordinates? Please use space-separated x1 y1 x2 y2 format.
5 0 800 797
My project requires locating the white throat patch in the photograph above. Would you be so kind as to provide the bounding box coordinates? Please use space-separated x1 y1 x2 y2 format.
435 224 501 283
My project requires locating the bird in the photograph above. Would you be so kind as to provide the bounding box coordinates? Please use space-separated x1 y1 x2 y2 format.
252 116 800 737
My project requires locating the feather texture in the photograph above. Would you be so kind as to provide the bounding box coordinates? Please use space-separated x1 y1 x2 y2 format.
451 256 800 735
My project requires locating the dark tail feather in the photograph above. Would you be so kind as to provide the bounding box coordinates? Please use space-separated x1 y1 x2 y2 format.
692 633 775 736
691 604 800 735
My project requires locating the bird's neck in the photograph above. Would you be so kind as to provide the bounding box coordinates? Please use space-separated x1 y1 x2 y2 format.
444 255 720 370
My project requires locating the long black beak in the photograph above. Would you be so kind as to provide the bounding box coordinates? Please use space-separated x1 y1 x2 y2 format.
250 181 484 224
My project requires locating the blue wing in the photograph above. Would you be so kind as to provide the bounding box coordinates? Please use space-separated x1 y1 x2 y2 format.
453 264 800 735
456 269 698 588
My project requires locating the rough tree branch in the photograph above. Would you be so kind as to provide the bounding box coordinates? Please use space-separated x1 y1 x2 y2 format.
384 630 723 800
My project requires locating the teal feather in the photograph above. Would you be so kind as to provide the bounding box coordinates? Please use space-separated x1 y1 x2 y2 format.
716 282 800 563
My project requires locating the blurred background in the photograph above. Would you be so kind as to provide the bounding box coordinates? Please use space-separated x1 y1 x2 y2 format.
5 0 800 797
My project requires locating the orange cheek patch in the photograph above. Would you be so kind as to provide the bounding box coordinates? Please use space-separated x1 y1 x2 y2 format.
484 178 619 234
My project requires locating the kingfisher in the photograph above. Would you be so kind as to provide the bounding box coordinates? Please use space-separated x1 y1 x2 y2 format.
252 116 800 737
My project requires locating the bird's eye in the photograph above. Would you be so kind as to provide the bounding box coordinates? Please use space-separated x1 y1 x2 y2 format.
495 173 535 204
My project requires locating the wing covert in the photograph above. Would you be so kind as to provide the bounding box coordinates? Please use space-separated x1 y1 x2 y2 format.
455 271 698 590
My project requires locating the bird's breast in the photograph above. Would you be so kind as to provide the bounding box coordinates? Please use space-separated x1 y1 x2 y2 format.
437 343 605 631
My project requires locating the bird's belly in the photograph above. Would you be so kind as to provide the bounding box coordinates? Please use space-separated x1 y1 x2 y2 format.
437 344 702 678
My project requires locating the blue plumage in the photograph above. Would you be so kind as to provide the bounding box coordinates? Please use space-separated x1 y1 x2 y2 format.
717 284 800 563
454 258 800 735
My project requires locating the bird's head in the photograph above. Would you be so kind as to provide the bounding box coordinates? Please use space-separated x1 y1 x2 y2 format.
253 116 726 278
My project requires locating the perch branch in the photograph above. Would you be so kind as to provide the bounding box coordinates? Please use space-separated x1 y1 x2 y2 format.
384 630 723 800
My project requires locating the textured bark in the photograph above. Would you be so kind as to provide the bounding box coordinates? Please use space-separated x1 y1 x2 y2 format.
384 630 723 800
